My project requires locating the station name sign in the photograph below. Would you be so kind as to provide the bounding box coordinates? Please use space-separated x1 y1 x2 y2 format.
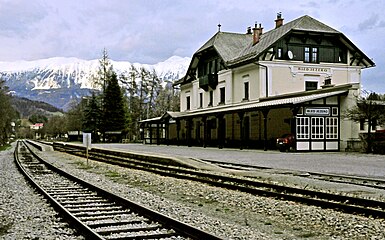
305 107 330 116
296 67 329 73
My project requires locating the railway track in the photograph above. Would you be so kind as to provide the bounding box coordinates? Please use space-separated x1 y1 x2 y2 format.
46 141 385 192
15 140 221 240
198 159 385 191
48 141 385 219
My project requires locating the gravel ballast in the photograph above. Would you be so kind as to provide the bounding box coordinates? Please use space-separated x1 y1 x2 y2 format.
2 142 385 239
0 144 83 239
37 147 385 239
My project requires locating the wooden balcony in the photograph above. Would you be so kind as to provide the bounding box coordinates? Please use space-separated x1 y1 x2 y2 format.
199 73 218 91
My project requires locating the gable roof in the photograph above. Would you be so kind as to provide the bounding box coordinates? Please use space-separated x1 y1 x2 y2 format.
197 14 343 62
228 15 374 67
176 15 375 86
139 111 184 123
174 32 251 85
196 31 252 62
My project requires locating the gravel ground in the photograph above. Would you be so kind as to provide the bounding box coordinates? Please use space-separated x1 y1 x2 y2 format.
0 143 83 239
2 141 385 239
31 147 385 240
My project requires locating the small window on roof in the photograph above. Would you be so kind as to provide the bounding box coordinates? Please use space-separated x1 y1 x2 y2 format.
277 48 283 59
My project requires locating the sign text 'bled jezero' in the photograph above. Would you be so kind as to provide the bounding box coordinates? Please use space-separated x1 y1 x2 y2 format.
305 107 330 116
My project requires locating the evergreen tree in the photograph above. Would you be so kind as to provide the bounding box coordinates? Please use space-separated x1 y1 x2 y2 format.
102 72 127 134
83 49 182 142
66 99 85 131
83 93 102 142
91 48 119 142
0 80 16 145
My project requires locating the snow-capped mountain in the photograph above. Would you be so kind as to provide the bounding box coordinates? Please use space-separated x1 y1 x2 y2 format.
0 56 190 110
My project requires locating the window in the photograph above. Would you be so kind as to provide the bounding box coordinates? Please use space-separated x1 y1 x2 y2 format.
324 77 332 86
372 119 377 130
199 92 203 108
304 47 310 62
209 91 213 106
339 49 347 63
311 117 324 139
186 96 190 110
208 61 213 74
332 107 338 116
305 81 318 91
311 47 318 63
304 47 318 63
326 117 338 139
198 58 221 77
219 87 225 104
296 117 309 139
360 119 365 131
217 59 222 72
244 82 249 100
277 48 283 59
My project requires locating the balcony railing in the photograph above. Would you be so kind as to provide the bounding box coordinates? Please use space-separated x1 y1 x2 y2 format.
199 73 218 91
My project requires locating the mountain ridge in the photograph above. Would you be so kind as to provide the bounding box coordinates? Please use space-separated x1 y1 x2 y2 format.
0 56 190 110
11 96 63 119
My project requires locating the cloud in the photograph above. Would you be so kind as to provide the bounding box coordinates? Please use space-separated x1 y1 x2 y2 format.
0 1 47 38
0 0 384 92
357 14 385 31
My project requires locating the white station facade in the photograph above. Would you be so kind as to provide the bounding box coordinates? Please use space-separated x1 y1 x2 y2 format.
140 14 375 151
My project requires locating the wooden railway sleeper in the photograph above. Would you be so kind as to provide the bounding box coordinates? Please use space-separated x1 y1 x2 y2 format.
72 209 131 217
67 206 123 213
94 224 162 234
86 219 151 228
64 202 117 209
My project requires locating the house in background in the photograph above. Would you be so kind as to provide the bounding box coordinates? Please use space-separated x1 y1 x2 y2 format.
140 14 375 151
30 123 44 130
29 122 44 139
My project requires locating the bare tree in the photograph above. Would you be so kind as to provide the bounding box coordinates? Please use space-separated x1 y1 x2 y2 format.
153 81 180 116
96 48 114 91
344 91 385 152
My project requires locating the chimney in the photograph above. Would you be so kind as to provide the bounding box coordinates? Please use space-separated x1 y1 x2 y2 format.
252 22 260 45
246 26 252 34
275 12 284 28
258 23 263 35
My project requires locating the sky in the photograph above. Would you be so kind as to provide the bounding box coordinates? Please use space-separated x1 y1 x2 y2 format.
0 0 384 92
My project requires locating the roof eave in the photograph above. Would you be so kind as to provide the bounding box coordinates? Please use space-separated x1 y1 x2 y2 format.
338 33 375 68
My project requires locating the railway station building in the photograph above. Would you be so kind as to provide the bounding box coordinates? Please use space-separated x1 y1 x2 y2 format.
140 14 375 151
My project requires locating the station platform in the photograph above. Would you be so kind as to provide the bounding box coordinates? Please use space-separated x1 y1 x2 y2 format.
92 143 385 179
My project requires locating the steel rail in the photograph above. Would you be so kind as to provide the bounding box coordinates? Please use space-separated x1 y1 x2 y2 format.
17 141 222 240
198 158 385 190
14 141 104 239
50 141 385 219
45 140 385 192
